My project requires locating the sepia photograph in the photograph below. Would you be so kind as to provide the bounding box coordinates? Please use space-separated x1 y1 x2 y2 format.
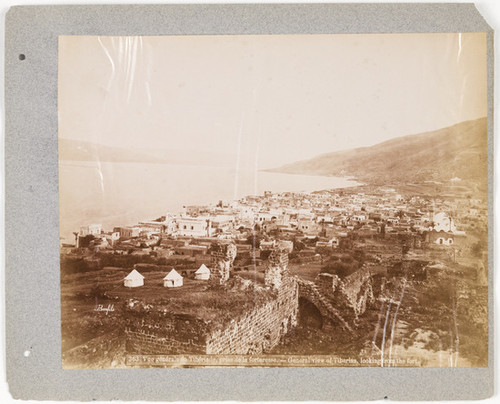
58 33 488 369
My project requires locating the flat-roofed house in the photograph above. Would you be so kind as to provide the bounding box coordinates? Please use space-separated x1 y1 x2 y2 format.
432 212 457 233
79 224 102 236
114 226 141 240
211 215 235 233
177 216 214 237
298 219 321 236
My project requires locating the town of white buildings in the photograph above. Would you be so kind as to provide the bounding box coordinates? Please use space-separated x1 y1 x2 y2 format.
73 186 488 263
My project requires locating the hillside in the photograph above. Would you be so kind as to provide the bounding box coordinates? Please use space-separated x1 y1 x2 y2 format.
59 138 159 163
269 118 488 186
58 138 235 167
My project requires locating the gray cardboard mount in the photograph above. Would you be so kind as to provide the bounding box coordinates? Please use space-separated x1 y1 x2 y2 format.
4 3 494 401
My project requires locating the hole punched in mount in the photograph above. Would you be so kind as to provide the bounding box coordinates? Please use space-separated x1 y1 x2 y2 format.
19 54 26 60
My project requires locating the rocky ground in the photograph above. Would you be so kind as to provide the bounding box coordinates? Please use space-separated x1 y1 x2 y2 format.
274 258 488 367
61 247 488 368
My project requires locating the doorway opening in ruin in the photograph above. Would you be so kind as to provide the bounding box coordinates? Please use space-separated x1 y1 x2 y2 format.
298 297 323 329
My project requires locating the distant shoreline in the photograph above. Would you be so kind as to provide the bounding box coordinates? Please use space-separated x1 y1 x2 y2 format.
58 163 360 243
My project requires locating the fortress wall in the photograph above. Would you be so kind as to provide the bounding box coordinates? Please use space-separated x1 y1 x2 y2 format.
125 312 208 355
206 277 298 355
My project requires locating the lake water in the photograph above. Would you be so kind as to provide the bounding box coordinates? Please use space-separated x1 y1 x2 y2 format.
59 161 359 242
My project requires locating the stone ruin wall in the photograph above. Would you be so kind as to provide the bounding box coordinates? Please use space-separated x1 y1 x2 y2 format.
125 246 299 356
316 273 340 298
209 242 237 285
124 277 299 356
206 276 298 354
309 269 375 325
339 270 375 319
205 247 299 355
125 328 207 355
264 248 289 290
125 312 208 355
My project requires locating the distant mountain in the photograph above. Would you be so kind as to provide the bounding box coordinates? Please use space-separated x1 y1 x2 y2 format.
58 138 235 167
268 118 488 185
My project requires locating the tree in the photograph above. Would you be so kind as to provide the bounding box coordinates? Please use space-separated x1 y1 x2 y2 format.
321 260 357 278
303 237 319 247
293 239 305 252
339 238 353 251
353 249 366 266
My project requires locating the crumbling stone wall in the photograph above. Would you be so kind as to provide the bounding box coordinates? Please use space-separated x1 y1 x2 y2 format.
210 242 237 285
125 328 207 355
297 268 375 332
125 311 208 355
297 279 353 332
125 247 299 356
339 269 375 319
206 276 299 354
316 273 340 298
265 248 289 289
124 277 299 356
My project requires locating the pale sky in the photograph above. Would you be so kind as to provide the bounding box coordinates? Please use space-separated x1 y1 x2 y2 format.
59 33 487 169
